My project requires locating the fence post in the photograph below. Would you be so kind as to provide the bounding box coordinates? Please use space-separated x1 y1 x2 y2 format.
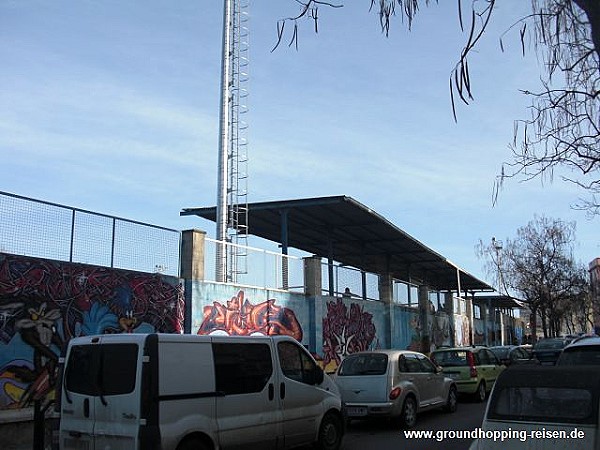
33 399 44 450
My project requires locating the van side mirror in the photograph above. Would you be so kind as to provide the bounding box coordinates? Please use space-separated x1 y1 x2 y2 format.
315 367 324 385
306 366 325 385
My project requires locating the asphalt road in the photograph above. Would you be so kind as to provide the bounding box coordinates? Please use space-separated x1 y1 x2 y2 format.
341 399 488 450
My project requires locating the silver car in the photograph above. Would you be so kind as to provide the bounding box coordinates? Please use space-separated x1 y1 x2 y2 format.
333 350 457 428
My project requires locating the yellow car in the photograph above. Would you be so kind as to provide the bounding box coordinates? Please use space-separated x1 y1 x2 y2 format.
430 347 505 402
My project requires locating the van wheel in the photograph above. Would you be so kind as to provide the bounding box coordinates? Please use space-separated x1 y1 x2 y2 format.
474 381 486 402
444 386 458 413
177 438 210 450
316 412 343 450
400 396 417 428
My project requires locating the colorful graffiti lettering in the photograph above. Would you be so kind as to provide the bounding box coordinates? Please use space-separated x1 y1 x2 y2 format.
322 298 377 372
0 253 184 411
197 290 303 341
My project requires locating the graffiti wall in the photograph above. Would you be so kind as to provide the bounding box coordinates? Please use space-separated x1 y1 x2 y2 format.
454 314 471 347
473 318 486 345
189 284 386 373
0 253 184 412
390 307 453 353
190 283 308 340
320 297 383 372
392 307 421 351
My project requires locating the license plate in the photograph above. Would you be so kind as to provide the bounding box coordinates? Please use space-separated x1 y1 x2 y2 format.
346 406 368 417
447 373 460 380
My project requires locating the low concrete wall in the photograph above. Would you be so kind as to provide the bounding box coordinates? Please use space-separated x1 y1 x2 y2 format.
0 408 58 450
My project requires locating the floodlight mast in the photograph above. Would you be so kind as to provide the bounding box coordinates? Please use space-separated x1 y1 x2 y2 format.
216 0 250 283
215 0 232 283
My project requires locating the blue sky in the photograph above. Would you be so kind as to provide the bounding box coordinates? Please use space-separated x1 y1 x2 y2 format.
1 1 597 285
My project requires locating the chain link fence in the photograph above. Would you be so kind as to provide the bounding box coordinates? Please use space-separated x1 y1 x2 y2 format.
0 191 181 277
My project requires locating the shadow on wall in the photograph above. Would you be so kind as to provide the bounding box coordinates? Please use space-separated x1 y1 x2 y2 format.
0 253 184 412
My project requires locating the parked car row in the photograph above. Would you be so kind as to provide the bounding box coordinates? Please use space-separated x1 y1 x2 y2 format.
59 334 600 450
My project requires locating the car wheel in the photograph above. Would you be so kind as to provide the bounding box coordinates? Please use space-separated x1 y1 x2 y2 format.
444 386 458 413
316 412 343 450
400 396 417 428
474 381 486 402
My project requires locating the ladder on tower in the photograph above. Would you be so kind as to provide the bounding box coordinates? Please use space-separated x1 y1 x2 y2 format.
226 0 250 282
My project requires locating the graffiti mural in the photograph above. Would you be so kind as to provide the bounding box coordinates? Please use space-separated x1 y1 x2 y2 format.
454 315 471 347
0 253 184 411
402 310 452 352
430 312 453 350
322 298 378 372
197 290 303 341
473 319 485 345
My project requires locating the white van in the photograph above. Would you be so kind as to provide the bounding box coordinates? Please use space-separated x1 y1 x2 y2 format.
59 333 344 450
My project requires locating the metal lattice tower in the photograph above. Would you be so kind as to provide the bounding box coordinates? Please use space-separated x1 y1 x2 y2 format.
216 0 250 283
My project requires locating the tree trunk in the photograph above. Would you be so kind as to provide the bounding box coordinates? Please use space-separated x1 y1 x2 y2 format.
573 0 600 67
530 306 538 343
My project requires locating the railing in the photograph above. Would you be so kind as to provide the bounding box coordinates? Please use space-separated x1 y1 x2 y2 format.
204 237 305 292
0 191 181 277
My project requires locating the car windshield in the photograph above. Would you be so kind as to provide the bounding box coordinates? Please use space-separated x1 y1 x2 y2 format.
338 354 388 376
534 339 566 350
431 350 468 367
558 347 600 365
490 348 509 359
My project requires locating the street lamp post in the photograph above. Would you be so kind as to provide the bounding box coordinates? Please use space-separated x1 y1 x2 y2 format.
492 237 504 345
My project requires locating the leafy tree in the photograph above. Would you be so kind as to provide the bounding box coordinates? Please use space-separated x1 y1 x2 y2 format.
477 215 587 340
276 1 600 213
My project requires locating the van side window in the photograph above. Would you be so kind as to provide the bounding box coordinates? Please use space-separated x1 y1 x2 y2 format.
278 341 317 384
213 343 273 395
65 344 138 396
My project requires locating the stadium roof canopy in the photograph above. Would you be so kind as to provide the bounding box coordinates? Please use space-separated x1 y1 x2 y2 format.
181 195 495 293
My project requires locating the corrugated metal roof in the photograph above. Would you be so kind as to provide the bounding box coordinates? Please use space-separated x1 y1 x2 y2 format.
181 195 494 292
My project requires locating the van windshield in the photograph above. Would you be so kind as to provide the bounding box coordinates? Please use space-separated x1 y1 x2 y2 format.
65 343 138 396
337 354 388 376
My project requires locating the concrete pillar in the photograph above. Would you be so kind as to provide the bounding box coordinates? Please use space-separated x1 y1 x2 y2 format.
378 273 394 349
303 256 322 297
418 285 430 353
444 292 455 346
180 229 206 281
378 273 393 304
303 256 323 356
465 296 474 346
444 292 454 315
